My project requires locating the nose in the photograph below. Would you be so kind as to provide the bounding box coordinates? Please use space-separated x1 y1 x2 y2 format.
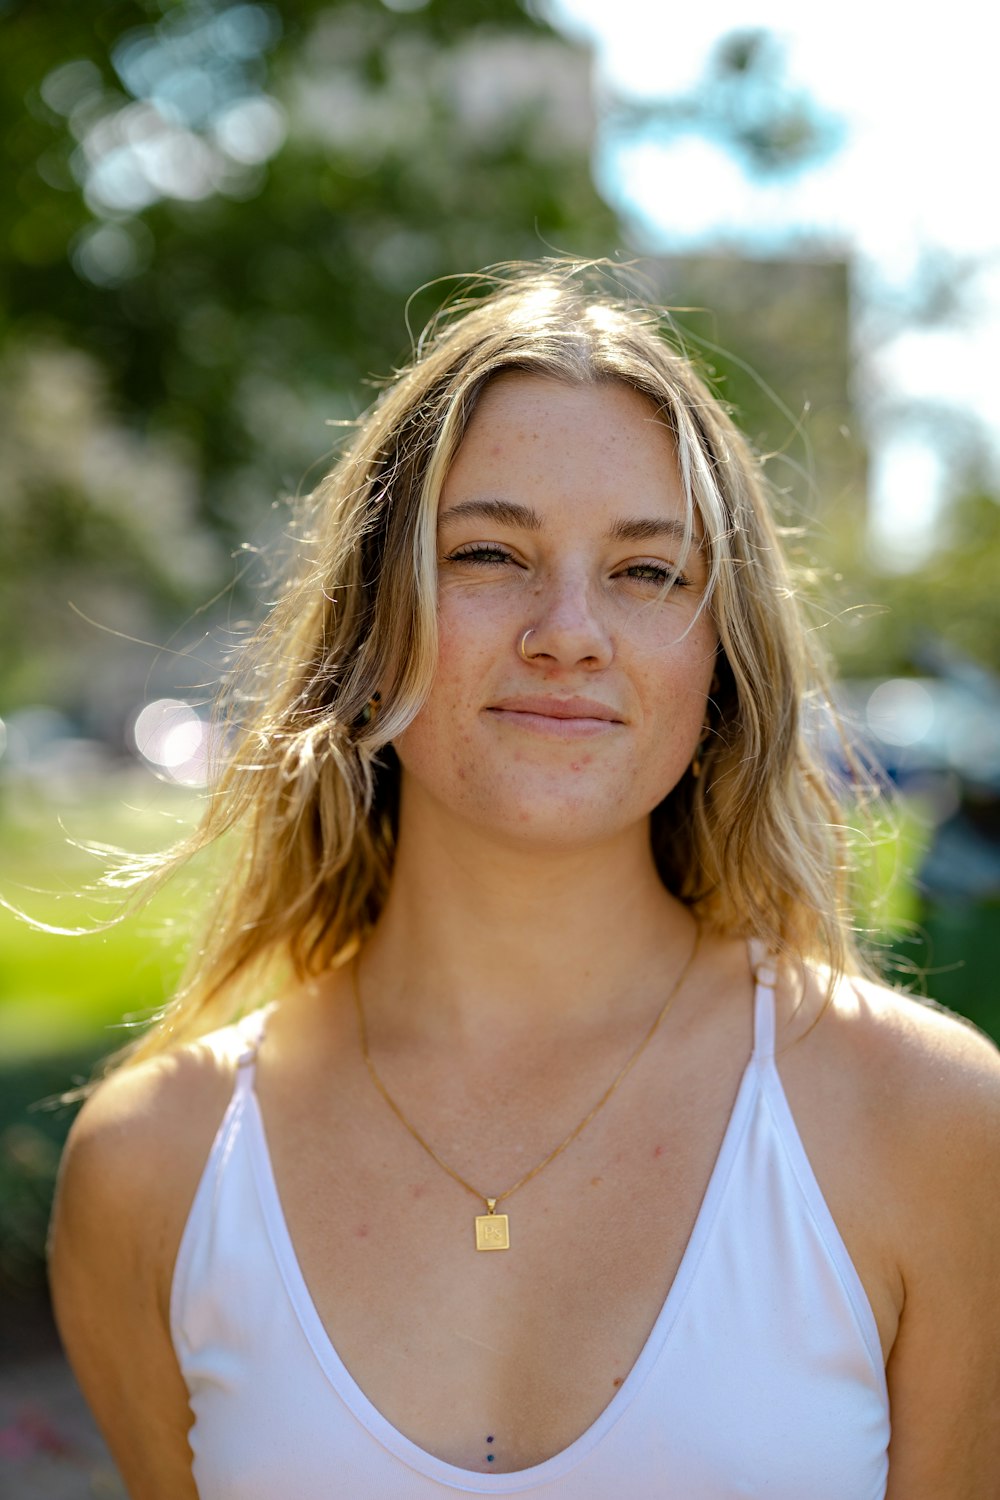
521 567 613 670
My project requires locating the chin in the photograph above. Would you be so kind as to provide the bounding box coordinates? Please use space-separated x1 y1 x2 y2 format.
398 755 679 851
457 788 644 852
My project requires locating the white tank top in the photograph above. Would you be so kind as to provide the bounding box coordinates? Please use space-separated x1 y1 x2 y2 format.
170 958 890 1497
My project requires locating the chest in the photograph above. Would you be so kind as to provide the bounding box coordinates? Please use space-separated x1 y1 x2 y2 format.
251 1031 884 1475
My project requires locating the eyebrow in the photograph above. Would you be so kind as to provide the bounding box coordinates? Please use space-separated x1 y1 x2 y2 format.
439 498 541 531
607 515 691 545
438 498 697 548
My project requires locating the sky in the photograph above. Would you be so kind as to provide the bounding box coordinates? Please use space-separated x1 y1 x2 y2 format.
548 0 1000 564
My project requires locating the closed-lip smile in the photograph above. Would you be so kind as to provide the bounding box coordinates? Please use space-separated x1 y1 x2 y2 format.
486 695 625 728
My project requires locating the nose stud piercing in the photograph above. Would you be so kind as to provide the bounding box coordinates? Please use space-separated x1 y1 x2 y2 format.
519 628 536 661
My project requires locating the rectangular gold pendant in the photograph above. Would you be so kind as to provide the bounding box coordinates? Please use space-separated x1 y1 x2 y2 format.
475 1201 510 1251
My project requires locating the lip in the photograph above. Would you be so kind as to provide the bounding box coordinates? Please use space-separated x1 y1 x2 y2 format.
488 695 625 722
484 696 626 738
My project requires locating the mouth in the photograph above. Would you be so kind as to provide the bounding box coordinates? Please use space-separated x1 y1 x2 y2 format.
485 696 625 738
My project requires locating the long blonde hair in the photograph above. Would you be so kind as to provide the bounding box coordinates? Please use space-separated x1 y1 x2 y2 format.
109 260 870 1066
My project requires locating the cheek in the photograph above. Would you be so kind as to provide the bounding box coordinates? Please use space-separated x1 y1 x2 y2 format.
635 645 718 794
434 616 488 698
648 631 718 724
392 627 487 780
423 589 519 728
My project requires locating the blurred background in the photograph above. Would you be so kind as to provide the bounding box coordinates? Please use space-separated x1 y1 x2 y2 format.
1 0 998 1489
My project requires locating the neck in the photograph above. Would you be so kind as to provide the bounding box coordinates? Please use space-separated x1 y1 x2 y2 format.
360 789 697 1050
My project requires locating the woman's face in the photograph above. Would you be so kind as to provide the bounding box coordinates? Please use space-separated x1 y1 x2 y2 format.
392 373 719 851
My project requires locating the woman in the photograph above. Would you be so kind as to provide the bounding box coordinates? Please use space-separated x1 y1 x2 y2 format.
50 264 1000 1498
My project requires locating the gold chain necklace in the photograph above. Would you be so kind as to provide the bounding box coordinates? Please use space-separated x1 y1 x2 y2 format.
352 925 701 1252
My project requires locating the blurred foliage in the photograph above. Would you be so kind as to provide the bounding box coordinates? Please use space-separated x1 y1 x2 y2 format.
651 254 864 540
912 897 1000 1039
0 1104 64 1301
1 0 619 708
833 487 1000 677
609 28 844 177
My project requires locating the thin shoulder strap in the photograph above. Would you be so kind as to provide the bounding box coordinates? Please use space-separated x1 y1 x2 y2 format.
232 1005 272 1097
747 938 777 1061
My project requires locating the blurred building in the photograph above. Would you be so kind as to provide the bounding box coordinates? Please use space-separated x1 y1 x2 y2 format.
650 253 865 528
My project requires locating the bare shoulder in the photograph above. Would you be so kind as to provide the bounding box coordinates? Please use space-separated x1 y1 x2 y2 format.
792 969 1000 1249
54 1020 245 1259
822 971 1000 1136
48 1017 252 1500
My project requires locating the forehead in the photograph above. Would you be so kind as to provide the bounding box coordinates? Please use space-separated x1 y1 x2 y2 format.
460 371 671 451
441 372 691 529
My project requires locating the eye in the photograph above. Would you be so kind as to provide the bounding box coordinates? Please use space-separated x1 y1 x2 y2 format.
619 560 691 589
441 543 518 567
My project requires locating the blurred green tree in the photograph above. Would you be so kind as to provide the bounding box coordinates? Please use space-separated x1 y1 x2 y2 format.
608 27 844 178
833 485 1000 678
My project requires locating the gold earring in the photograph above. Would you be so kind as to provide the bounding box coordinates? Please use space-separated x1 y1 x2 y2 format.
691 724 710 779
358 691 381 727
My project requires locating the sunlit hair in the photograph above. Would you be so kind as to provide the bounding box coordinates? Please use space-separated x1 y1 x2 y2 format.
108 259 872 1067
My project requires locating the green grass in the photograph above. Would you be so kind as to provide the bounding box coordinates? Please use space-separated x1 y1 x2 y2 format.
0 773 201 1061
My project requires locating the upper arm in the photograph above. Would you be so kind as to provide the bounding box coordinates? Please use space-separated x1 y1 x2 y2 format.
49 1052 227 1500
881 1011 1000 1498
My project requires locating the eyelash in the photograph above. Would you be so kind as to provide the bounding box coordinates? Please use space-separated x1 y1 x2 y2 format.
444 543 511 566
442 544 691 589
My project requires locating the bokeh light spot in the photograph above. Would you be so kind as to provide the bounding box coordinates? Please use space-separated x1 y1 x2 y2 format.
132 699 210 785
865 678 936 747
